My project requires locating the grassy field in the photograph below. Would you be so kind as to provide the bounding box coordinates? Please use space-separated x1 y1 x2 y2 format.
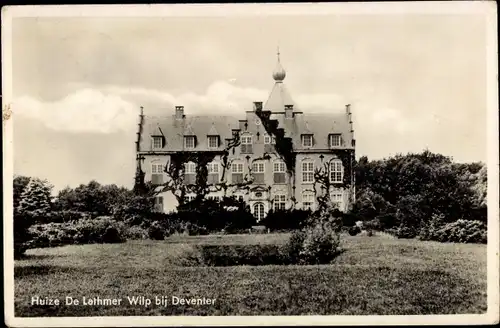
14 233 487 316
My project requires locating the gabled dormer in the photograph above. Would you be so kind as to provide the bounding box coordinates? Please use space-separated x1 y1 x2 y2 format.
207 123 221 149
328 133 343 148
151 125 165 150
184 124 197 150
300 122 314 148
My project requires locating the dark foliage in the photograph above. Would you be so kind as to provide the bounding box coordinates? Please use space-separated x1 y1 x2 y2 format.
260 209 311 231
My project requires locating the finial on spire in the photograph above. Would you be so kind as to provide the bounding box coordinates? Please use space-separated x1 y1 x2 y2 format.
272 46 286 82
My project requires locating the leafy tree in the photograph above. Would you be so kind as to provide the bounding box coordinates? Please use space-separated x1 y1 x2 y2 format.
15 177 53 258
13 175 31 214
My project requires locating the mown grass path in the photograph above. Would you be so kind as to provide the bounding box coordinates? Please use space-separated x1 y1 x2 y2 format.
14 233 486 316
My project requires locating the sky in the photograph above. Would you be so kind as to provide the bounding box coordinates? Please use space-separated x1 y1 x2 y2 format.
8 7 490 192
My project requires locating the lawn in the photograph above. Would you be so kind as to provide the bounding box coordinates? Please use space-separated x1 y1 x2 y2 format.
14 233 487 316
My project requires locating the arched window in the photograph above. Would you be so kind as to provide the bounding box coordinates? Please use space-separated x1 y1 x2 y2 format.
329 159 344 183
253 202 265 221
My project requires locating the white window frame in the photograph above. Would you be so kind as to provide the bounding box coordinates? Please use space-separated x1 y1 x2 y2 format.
241 135 252 145
273 161 285 173
252 161 265 173
208 136 219 149
253 202 265 221
152 137 163 149
273 194 287 212
301 134 313 147
151 163 164 174
330 189 344 210
329 159 344 183
184 136 196 149
329 134 342 147
302 161 314 183
264 135 276 144
154 196 164 212
185 161 196 174
302 191 315 211
231 162 244 173
207 162 220 184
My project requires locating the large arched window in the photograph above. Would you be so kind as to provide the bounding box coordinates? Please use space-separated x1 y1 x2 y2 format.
253 202 265 221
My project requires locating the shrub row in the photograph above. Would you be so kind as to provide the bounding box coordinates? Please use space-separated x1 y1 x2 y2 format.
27 217 127 249
419 219 487 244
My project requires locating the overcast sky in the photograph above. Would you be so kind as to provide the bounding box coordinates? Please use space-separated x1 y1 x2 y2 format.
9 6 490 192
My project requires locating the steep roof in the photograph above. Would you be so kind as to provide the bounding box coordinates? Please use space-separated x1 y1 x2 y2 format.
264 82 295 112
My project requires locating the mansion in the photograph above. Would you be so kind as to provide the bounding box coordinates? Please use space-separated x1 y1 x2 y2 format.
134 54 356 220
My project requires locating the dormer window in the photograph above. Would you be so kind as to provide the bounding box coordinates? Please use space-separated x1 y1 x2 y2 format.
152 136 164 149
301 134 313 147
329 134 342 147
241 135 253 154
184 136 196 149
264 135 276 153
208 136 219 149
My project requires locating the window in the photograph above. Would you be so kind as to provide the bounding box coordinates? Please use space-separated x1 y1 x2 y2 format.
273 194 287 212
264 135 276 152
329 134 342 147
273 161 286 184
154 196 164 212
253 202 265 221
185 194 196 203
184 161 196 185
302 191 315 211
207 195 221 202
152 137 163 149
207 162 220 184
302 161 314 183
241 135 253 154
151 163 164 185
330 189 344 211
184 136 196 149
329 160 344 183
301 134 313 147
252 161 265 184
231 162 244 184
208 136 219 149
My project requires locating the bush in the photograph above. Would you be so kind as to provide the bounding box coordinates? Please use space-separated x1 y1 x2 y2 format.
148 221 165 240
282 230 306 264
423 219 487 244
197 244 289 266
125 225 149 240
299 221 341 265
28 217 127 249
261 209 310 231
395 225 419 239
348 226 361 236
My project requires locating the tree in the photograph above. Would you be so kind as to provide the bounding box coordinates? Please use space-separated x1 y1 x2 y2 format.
15 177 53 258
14 175 31 214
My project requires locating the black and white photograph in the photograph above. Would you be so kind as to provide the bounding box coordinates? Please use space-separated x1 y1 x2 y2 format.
2 2 499 326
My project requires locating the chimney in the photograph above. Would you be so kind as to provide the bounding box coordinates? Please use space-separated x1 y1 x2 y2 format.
285 104 294 119
345 104 351 115
175 106 184 119
253 102 263 112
